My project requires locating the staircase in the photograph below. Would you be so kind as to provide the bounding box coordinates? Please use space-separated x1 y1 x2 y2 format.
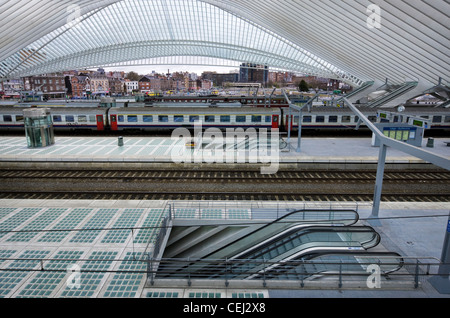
368 81 418 108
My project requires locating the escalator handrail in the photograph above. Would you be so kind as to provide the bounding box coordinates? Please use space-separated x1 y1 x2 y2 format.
202 209 359 260
245 250 403 280
305 251 405 275
233 225 380 261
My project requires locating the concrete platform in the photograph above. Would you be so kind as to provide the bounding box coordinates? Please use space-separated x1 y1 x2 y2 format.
0 199 448 298
0 135 448 298
0 136 449 169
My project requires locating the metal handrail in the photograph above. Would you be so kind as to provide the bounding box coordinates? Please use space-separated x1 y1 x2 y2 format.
148 256 447 289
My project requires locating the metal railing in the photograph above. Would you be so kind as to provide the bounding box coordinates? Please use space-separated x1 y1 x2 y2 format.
147 256 444 290
169 200 372 221
146 203 173 281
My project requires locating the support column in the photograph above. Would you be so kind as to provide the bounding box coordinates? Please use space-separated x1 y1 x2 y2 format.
287 107 292 145
369 143 387 226
296 109 302 152
429 213 450 294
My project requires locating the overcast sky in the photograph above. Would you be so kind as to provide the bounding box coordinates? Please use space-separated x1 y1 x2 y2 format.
102 65 238 76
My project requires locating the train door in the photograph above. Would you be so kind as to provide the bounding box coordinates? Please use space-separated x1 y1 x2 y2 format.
96 115 104 131
110 114 118 131
272 115 279 129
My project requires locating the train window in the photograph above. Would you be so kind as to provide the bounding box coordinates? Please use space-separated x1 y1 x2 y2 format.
315 116 325 123
341 116 351 123
15 115 24 122
143 115 153 123
252 115 262 123
265 116 272 123
220 115 231 123
236 115 246 123
393 116 400 123
174 115 184 123
3 115 12 122
127 115 138 122
190 115 199 123
118 115 124 122
368 116 377 122
354 116 360 123
205 115 215 123
445 116 450 123
78 115 87 122
52 115 62 122
329 116 338 123
293 116 299 124
158 115 169 123
66 115 75 122
303 116 312 123
432 116 442 123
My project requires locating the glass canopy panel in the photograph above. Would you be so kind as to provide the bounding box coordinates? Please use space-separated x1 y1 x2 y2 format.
0 0 362 86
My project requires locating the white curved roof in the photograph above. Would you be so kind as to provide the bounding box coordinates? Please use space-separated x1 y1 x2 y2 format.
0 0 448 87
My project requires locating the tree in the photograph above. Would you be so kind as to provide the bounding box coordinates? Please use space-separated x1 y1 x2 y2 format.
299 79 309 92
126 71 141 81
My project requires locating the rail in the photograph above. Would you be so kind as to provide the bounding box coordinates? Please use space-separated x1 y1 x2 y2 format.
146 203 173 281
147 256 444 290
169 200 372 221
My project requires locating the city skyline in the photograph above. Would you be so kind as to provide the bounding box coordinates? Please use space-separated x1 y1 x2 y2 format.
100 65 239 76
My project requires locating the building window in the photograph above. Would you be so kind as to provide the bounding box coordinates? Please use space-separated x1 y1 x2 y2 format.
341 116 351 123
236 115 246 123
127 115 138 122
158 115 169 123
329 116 338 123
174 115 184 123
220 115 231 123
315 116 325 123
251 115 262 123
205 115 215 123
432 116 442 123
190 115 200 123
303 116 312 123
143 115 153 123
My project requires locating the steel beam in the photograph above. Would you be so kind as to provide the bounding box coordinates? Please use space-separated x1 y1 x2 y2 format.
342 98 450 221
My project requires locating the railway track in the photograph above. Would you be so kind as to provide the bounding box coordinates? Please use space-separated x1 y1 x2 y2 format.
0 168 448 202
0 169 449 183
0 190 448 202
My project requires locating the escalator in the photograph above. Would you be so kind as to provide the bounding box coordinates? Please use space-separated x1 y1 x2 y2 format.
158 209 359 275
249 251 404 281
155 209 404 281
209 225 381 280
200 209 360 261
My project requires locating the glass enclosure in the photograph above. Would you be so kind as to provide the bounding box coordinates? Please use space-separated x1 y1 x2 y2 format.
23 108 55 148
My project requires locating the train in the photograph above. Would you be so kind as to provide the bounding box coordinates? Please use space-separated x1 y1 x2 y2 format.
0 104 449 133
